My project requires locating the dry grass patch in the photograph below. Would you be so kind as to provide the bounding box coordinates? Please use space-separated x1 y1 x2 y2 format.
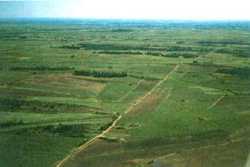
25 73 106 93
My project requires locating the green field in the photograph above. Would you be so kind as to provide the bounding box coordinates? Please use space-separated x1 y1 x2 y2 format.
0 19 250 167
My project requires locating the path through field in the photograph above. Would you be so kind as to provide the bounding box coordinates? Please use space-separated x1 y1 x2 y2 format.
56 64 180 167
208 94 226 110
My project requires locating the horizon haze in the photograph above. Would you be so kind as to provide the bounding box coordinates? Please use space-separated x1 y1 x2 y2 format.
0 0 250 20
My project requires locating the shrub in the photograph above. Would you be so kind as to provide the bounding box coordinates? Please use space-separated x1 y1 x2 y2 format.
60 45 80 50
0 119 24 128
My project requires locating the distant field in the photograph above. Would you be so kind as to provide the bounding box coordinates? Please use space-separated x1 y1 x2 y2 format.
0 19 250 167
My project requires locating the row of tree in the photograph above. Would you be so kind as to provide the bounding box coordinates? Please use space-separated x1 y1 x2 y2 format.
74 70 127 78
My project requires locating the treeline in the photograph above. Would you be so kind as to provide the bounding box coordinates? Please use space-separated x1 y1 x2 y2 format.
145 52 198 58
15 123 89 137
217 67 250 79
97 51 142 55
197 40 250 46
110 29 133 32
0 98 97 113
78 43 156 51
74 70 127 78
0 119 24 128
60 42 213 54
97 51 198 58
215 48 250 58
79 43 211 52
60 45 81 50
36 123 88 137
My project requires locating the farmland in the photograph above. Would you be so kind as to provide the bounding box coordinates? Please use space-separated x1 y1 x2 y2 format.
0 19 250 167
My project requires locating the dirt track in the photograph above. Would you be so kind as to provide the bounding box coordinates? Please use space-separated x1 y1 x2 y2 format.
56 64 179 167
208 94 226 110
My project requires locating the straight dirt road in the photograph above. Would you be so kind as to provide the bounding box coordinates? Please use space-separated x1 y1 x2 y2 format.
56 64 180 167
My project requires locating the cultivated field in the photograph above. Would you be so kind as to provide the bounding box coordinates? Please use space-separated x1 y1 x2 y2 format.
0 19 250 167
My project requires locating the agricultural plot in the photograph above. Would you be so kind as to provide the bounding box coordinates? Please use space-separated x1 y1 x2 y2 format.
0 19 250 167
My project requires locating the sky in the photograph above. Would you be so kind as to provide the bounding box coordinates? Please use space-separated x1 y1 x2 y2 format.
0 0 250 20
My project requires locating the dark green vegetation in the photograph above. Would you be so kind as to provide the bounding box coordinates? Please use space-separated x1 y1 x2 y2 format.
74 70 127 78
0 19 250 167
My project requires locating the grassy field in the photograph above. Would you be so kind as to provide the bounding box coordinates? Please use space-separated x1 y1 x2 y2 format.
0 19 250 167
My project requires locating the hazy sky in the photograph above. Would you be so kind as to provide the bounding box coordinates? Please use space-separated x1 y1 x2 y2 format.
0 0 250 20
